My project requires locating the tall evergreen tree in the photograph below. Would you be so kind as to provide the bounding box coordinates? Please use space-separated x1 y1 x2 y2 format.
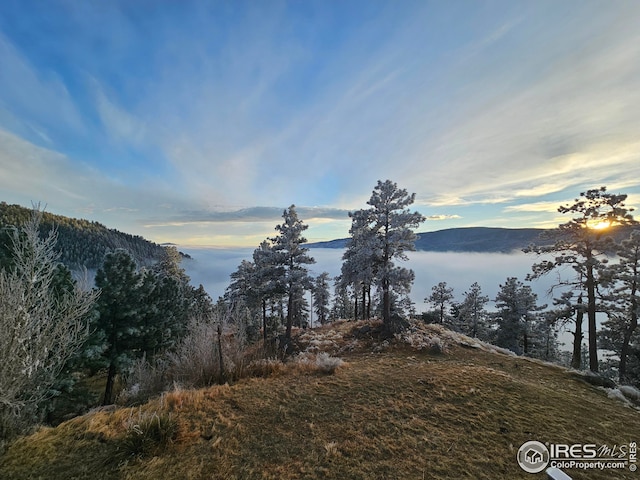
457 282 490 339
331 279 354 321
494 277 545 355
312 272 332 326
94 249 144 405
600 231 640 383
226 260 259 310
340 209 377 320
252 240 285 342
525 187 636 371
270 205 315 343
361 180 425 331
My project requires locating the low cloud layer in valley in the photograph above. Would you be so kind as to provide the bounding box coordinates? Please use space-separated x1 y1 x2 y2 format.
182 247 565 320
183 246 584 351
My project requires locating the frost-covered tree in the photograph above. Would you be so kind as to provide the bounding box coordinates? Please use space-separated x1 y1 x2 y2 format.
526 187 636 371
360 180 425 331
494 277 545 355
153 246 190 284
0 211 96 438
457 282 490 339
531 311 561 362
331 279 354 321
600 231 640 383
270 205 315 343
226 259 259 311
252 240 285 341
426 282 454 325
312 272 332 325
340 209 377 320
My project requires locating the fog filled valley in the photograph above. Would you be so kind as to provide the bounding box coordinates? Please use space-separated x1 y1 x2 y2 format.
183 247 560 323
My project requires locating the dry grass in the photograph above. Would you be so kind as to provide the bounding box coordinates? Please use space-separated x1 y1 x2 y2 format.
2 320 639 479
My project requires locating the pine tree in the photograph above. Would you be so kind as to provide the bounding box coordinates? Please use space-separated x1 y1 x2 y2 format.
94 249 144 405
361 180 425 331
600 231 640 383
547 291 585 369
331 279 354 321
426 282 454 325
494 277 545 355
313 272 332 326
226 260 259 311
340 209 377 320
526 187 636 371
270 205 315 343
252 240 285 342
457 282 490 339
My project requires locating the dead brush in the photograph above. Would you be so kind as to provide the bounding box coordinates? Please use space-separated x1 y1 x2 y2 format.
324 441 339 457
115 408 178 461
246 358 287 378
293 352 344 375
314 352 344 374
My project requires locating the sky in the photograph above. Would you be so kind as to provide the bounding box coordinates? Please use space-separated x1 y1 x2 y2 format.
1 0 640 247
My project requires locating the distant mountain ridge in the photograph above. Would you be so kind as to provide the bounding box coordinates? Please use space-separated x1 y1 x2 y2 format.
306 227 551 253
307 225 640 253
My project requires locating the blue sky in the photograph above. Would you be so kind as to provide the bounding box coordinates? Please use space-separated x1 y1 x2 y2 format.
1 0 639 247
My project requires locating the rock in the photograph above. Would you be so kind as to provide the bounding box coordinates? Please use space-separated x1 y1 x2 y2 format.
570 371 616 389
355 325 372 337
619 385 640 404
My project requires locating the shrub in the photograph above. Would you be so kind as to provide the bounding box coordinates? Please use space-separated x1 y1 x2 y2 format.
116 409 177 461
246 358 287 378
118 356 169 405
314 352 344 374
119 309 252 402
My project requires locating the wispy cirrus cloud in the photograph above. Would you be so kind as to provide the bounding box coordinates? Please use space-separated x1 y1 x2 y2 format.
426 214 462 221
143 206 351 226
1 1 640 247
0 33 85 147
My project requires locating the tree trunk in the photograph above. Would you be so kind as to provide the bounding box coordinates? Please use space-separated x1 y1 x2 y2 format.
262 299 267 344
354 292 358 322
102 361 117 405
361 285 366 321
620 329 632 383
217 323 225 383
620 295 638 383
366 285 371 320
586 262 598 372
285 291 294 341
571 295 584 370
383 278 391 327
382 215 391 327
472 308 478 338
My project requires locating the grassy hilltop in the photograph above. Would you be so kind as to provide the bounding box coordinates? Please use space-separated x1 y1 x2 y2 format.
1 320 638 480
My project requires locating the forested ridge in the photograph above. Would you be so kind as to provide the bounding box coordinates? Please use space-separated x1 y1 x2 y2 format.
0 202 168 269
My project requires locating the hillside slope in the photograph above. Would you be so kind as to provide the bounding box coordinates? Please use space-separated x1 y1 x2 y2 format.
1 321 638 480
0 202 167 269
